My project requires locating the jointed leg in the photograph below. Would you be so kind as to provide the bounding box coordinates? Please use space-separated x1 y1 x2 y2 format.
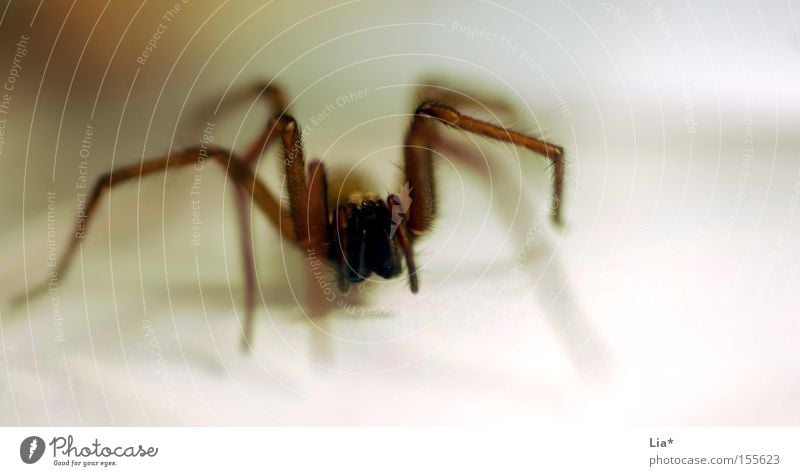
240 83 291 165
305 159 330 254
388 193 418 293
403 114 437 235
24 147 292 343
232 112 330 335
33 109 322 345
270 115 313 247
233 83 291 335
415 80 517 119
332 205 351 293
225 83 330 341
403 101 565 235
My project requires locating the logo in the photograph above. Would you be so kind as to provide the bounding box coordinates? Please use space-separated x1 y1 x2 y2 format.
20 436 45 464
389 182 413 238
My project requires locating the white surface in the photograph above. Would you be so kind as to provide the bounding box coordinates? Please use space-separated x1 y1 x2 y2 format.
1 1 799 426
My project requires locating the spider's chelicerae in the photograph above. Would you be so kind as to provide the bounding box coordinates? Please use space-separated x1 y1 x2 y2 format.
32 80 565 343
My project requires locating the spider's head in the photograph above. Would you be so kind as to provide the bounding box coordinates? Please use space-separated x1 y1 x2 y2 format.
333 192 404 292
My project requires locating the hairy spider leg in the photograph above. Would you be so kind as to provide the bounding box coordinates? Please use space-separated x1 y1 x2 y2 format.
387 193 419 293
20 143 305 345
20 146 288 296
233 83 291 339
233 113 330 343
399 100 565 290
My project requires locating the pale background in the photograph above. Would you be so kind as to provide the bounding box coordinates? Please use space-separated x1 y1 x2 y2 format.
0 0 798 425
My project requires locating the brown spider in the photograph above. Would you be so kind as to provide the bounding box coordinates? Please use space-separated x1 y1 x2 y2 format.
27 81 565 343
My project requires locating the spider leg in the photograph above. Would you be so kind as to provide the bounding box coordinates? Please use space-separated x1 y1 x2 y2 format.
415 79 517 118
305 159 330 254
241 95 329 253
223 84 328 343
240 83 291 166
412 81 522 172
233 83 290 340
404 101 564 233
198 113 323 341
388 193 418 293
396 100 565 292
267 117 332 317
20 147 292 343
332 204 351 294
267 114 316 247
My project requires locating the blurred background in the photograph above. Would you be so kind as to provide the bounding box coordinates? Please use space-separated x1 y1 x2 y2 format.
0 0 798 425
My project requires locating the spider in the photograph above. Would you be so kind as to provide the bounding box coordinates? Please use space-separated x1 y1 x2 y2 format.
27 80 565 343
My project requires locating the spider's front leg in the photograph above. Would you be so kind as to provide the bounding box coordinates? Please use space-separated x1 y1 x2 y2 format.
396 100 566 291
268 115 329 253
199 82 328 338
404 101 565 234
233 112 330 338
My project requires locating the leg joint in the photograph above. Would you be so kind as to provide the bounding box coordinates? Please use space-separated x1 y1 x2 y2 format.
415 101 461 125
97 172 112 189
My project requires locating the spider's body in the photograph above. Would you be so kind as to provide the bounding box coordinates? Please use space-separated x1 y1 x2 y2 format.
29 81 565 344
